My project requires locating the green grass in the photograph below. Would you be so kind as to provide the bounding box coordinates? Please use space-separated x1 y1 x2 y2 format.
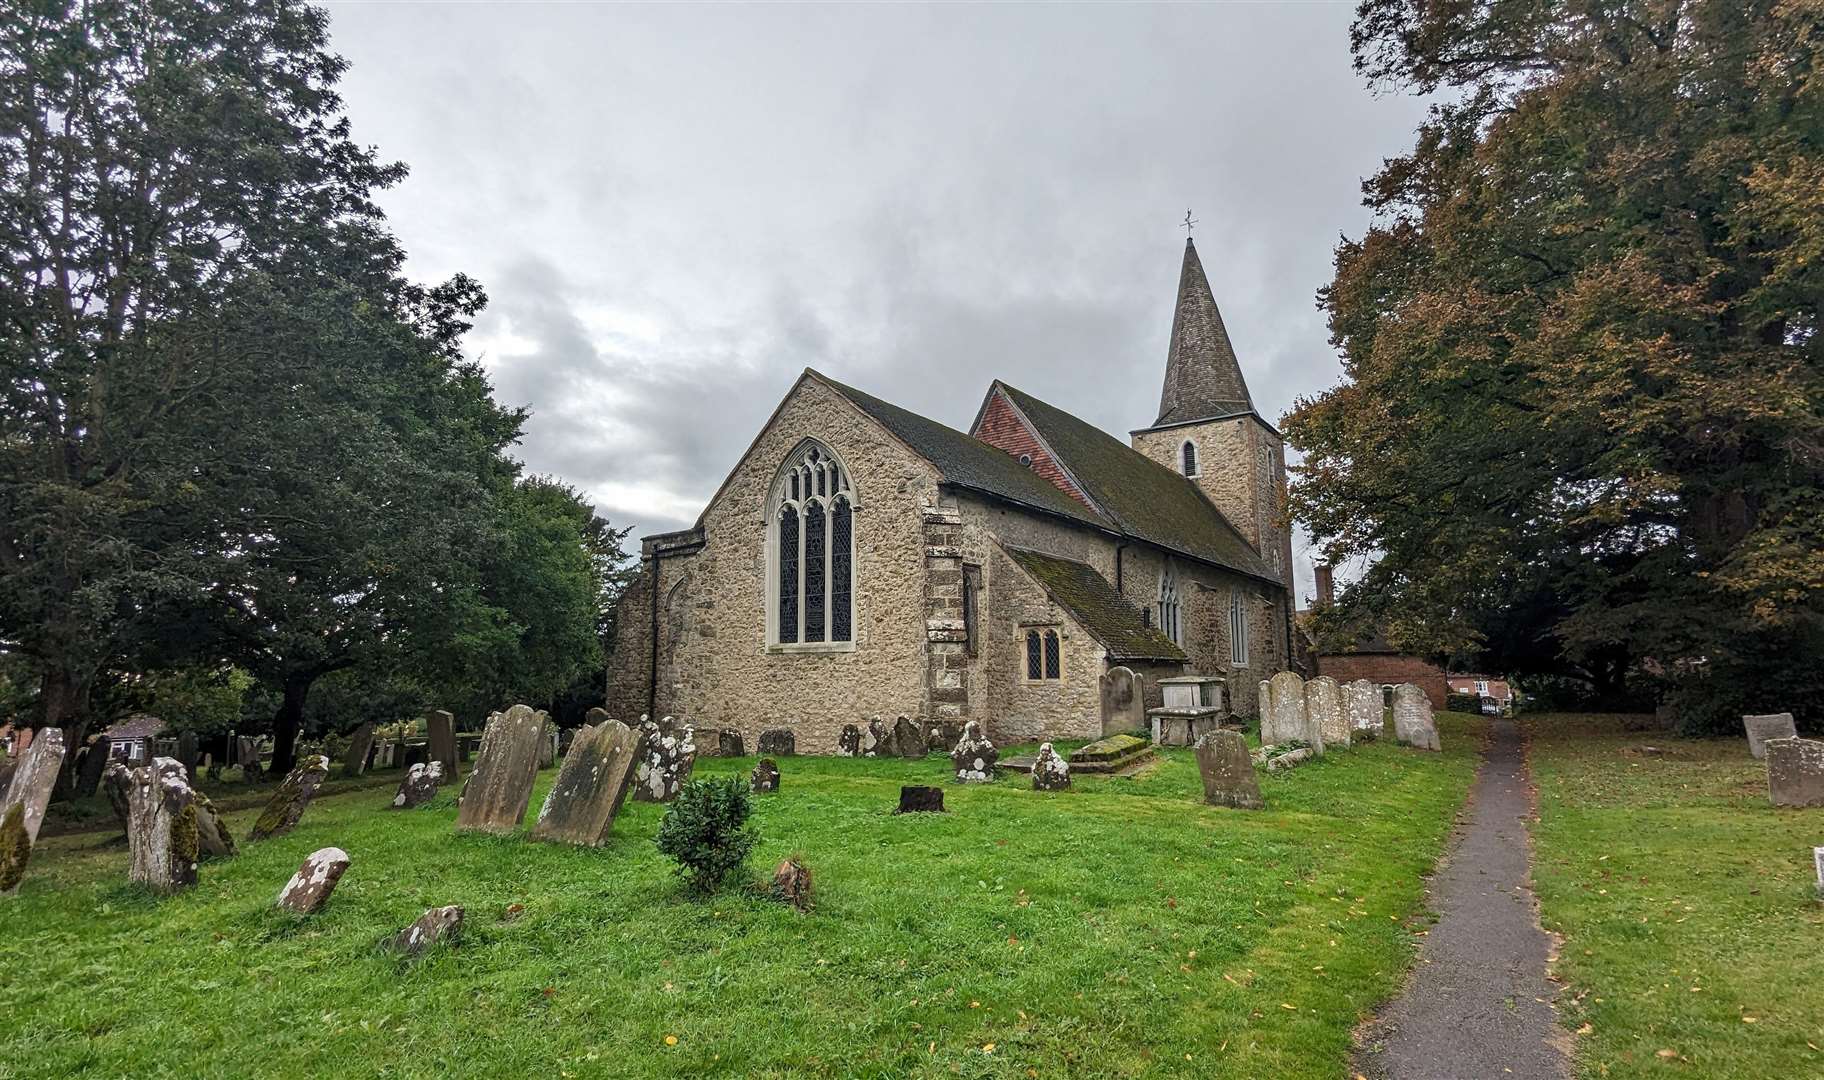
1 721 1479 1079
1528 713 1824 1078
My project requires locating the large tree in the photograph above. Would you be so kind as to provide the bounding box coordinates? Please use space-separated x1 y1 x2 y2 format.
1289 1 1824 728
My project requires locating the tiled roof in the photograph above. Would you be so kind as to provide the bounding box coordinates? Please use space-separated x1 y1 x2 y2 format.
1153 238 1254 425
104 713 166 741
1004 547 1186 662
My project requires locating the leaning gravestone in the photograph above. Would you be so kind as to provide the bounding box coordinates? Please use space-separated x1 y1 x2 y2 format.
862 716 888 756
633 717 697 803
127 757 199 894
0 802 27 897
103 760 133 833
751 758 780 793
276 847 350 914
248 755 331 841
1307 676 1349 749
758 729 796 756
838 724 862 757
1195 731 1264 810
951 720 998 782
392 761 447 809
342 722 376 778
456 704 548 834
714 729 744 757
75 735 111 798
1099 665 1147 737
425 709 458 777
176 730 199 785
1743 713 1799 760
894 715 926 759
238 736 262 781
1767 737 1824 808
394 905 463 956
531 718 644 846
537 720 557 770
1345 679 1383 737
194 792 237 858
1392 684 1441 751
1031 743 1071 792
1265 671 1315 751
1 727 66 850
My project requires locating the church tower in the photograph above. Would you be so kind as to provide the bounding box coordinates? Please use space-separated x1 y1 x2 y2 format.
1131 237 1293 585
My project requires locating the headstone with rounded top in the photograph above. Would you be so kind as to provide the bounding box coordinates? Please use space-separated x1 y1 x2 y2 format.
758 728 796 756
249 755 331 841
950 721 998 782
1195 731 1264 810
1392 684 1441 751
276 846 350 914
632 716 697 803
456 704 547 834
532 718 643 846
751 758 780 793
1099 666 1146 736
1744 713 1798 760
1307 676 1349 748
1031 743 1071 791
127 757 199 894
392 760 447 810
1265 671 1314 751
715 729 744 757
1345 679 1383 737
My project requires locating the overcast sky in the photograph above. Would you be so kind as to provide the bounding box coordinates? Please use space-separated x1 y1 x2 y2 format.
325 2 1428 607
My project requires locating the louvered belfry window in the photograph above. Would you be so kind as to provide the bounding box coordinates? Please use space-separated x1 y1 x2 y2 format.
769 441 856 647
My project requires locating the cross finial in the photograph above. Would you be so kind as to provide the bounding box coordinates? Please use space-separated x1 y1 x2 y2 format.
1182 208 1198 236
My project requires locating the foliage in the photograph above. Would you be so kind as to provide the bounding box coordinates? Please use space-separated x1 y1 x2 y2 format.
1444 692 1482 715
94 667 255 738
654 776 759 896
1290 1 1824 723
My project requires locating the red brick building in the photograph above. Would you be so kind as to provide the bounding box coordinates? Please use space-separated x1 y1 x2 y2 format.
1301 565 1450 709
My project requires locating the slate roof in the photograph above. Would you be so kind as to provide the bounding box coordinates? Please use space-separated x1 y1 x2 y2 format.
1003 547 1186 662
104 713 166 741
994 383 1280 583
1153 238 1254 426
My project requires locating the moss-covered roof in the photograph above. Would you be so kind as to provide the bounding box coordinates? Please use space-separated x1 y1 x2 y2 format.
1004 547 1186 662
996 383 1278 583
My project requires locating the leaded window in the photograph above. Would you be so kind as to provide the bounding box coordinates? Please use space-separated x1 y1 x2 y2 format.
1181 439 1198 476
1229 587 1250 667
831 498 853 642
768 440 857 648
1044 630 1060 679
803 499 826 643
777 505 799 643
1157 563 1182 646
1026 630 1043 680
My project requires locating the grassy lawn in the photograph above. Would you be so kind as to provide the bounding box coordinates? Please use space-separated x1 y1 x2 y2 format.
1528 713 1824 1078
1 719 1478 1079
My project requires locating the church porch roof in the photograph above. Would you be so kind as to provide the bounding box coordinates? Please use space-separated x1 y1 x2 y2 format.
1002 546 1186 663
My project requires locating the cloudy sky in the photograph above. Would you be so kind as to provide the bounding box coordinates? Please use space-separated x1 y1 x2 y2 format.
325 3 1429 606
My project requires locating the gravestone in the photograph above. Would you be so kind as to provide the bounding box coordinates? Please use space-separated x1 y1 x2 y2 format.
75 735 111 798
532 719 644 846
1767 737 1824 808
862 716 888 757
426 709 458 776
1099 666 1146 736
896 785 946 813
248 755 331 841
1195 731 1264 810
1345 679 1383 737
1307 676 1349 748
392 761 447 809
1743 713 1798 760
751 758 780 793
894 715 926 758
103 760 133 833
1265 671 1315 751
1031 743 1071 791
632 717 697 803
456 704 548 834
1392 684 1441 751
176 730 199 785
0 803 26 896
714 729 744 757
127 757 199 894
342 723 376 778
276 847 350 914
1814 846 1824 899
538 719 557 769
838 724 861 757
238 737 262 781
925 720 965 753
1 726 66 848
394 905 463 957
193 792 236 858
772 857 812 912
758 729 796 756
950 720 997 782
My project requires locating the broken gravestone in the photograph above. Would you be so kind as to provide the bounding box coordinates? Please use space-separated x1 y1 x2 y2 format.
1392 684 1441 751
838 724 861 757
1345 679 1383 738
393 905 463 956
1031 743 1071 792
425 709 458 777
103 759 133 833
249 755 331 841
772 857 812 912
531 718 643 846
1767 737 1824 808
862 716 889 756
1307 676 1350 749
1744 713 1799 760
895 785 946 813
276 846 350 914
342 722 376 778
950 721 998 782
751 758 780 792
455 704 548 835
894 715 926 758
633 717 697 803
392 761 447 809
1195 731 1264 810
758 729 796 756
128 757 199 894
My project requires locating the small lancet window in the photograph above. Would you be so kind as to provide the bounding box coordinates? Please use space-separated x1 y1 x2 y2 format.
1181 440 1199 477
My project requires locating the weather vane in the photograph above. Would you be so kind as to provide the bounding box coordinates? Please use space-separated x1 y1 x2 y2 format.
1182 208 1198 236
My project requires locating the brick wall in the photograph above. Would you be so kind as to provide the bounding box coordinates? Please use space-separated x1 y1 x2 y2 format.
1314 653 1449 710
971 390 1091 508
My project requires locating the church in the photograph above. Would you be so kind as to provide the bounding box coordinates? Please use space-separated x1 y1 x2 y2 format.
605 238 1296 751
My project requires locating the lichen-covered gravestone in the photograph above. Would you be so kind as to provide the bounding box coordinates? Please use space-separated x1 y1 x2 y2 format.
751 758 780 792
838 724 862 757
1030 743 1071 791
1345 679 1383 738
894 715 926 758
1265 671 1316 751
862 716 888 756
950 721 998 782
633 717 697 803
342 722 376 778
393 904 463 956
392 761 447 810
249 755 331 841
531 718 644 846
713 729 744 757
425 709 458 777
1306 676 1349 749
1766 737 1824 808
276 847 350 914
127 757 199 894
103 760 134 834
1 726 65 850
193 792 237 858
456 704 548 834
1195 731 1264 810
1392 684 1441 751
1743 713 1799 760
758 729 796 756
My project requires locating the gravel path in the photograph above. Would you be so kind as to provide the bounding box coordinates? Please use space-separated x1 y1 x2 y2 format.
1355 717 1571 1080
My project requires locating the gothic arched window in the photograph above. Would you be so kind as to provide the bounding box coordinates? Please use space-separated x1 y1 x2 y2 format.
1157 562 1182 646
1181 439 1199 476
1228 587 1250 667
1025 628 1061 681
768 440 857 649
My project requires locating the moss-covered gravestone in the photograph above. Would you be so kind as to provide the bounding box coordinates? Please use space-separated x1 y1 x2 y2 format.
531 718 644 845
893 715 926 759
750 758 780 792
128 757 199 894
1031 743 1071 791
758 729 795 756
838 724 861 757
1 727 66 896
249 755 331 841
342 722 376 778
193 791 237 858
455 704 547 834
1194 731 1264 810
632 717 697 803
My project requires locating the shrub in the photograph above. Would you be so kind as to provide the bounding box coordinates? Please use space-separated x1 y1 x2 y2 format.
655 776 758 896
1445 693 1482 714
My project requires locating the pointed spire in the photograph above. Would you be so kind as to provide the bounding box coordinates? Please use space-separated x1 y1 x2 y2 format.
1154 237 1253 426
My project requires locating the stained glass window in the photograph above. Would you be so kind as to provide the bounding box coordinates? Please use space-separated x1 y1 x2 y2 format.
1026 630 1042 680
831 497 852 642
772 440 857 649
1044 630 1060 679
803 499 826 642
778 505 799 643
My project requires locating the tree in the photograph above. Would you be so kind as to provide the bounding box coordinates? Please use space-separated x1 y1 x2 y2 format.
1290 1 1824 729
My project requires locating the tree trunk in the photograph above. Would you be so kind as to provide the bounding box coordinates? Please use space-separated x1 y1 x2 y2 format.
42 665 92 801
267 675 314 777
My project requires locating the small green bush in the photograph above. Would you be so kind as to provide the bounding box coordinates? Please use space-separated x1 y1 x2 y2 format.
655 776 758 896
1445 692 1482 714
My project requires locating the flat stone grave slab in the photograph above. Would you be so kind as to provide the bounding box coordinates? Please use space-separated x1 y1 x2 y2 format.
1067 733 1156 774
